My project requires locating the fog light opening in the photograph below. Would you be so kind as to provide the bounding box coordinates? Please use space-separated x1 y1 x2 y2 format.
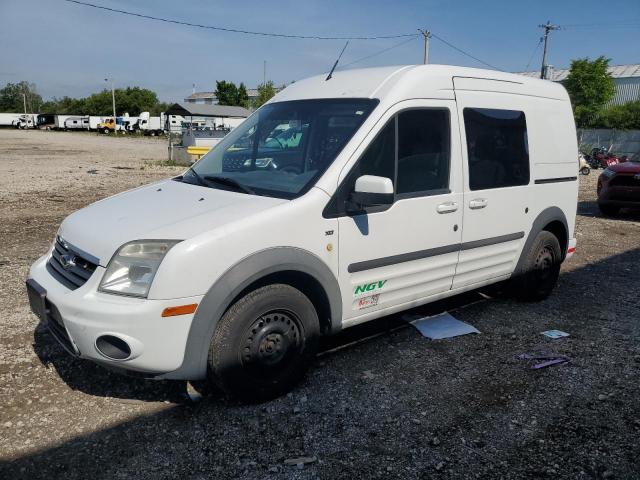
96 335 131 360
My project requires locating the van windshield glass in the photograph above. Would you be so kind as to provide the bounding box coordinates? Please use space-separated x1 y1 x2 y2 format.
186 99 378 199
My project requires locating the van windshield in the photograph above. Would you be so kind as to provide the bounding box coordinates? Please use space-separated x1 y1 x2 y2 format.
185 99 378 199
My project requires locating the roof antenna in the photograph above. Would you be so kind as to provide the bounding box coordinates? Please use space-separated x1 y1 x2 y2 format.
326 41 349 81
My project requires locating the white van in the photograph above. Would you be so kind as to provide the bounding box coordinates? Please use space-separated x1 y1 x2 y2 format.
26 65 578 401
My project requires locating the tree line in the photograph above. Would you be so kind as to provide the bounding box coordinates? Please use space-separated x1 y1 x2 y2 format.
0 82 169 116
214 80 277 109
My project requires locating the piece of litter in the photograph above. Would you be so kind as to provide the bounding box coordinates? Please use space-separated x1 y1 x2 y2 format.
284 456 317 467
541 330 570 339
517 353 569 369
405 312 480 339
532 358 569 369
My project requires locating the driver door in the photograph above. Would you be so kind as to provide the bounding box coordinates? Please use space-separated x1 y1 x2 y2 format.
331 100 464 327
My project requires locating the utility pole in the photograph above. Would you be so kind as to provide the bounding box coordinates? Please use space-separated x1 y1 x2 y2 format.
539 21 560 79
418 29 431 64
22 93 27 114
105 78 116 119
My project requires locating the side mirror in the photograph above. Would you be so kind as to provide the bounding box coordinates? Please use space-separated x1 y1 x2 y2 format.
348 175 394 211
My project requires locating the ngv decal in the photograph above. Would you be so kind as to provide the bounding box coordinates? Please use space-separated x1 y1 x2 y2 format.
354 280 387 295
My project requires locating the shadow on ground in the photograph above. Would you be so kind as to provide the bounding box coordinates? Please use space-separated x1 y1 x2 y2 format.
4 248 640 479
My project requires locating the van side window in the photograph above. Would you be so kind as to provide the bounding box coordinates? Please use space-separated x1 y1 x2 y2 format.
397 109 450 196
464 108 529 191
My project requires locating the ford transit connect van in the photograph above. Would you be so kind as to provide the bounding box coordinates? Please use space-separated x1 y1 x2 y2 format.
26 65 578 401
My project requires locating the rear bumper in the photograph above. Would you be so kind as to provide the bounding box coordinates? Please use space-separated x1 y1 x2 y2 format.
27 253 202 377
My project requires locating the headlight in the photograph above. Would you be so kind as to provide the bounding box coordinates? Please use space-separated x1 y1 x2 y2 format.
99 240 180 298
602 168 616 178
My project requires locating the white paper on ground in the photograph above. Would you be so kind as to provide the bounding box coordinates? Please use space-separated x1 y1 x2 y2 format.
541 329 570 339
405 312 480 339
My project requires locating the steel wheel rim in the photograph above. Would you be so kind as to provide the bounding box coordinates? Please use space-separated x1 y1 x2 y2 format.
534 245 555 282
241 310 303 377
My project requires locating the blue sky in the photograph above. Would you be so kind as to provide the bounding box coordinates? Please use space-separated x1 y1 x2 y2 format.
0 0 638 102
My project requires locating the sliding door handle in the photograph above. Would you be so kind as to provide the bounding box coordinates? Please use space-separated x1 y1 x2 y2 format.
469 198 488 210
436 202 458 214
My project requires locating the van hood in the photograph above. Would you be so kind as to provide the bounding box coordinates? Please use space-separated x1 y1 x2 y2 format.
58 179 287 265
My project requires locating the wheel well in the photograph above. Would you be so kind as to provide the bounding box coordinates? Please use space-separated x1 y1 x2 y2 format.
543 220 568 257
230 270 333 335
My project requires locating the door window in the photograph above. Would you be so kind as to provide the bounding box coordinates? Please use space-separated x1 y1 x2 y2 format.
397 109 450 196
463 108 530 190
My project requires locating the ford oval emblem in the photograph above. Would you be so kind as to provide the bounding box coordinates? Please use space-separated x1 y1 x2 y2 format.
60 254 77 270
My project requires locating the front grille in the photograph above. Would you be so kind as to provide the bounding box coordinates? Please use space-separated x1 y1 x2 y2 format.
47 237 98 290
610 175 640 187
45 300 79 356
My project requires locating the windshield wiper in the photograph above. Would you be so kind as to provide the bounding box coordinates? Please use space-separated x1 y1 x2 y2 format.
203 175 255 195
183 166 206 186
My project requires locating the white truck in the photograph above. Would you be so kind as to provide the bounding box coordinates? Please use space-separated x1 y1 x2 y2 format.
0 112 25 127
27 65 578 402
133 112 164 136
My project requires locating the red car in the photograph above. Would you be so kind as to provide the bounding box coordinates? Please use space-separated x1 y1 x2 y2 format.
597 160 640 216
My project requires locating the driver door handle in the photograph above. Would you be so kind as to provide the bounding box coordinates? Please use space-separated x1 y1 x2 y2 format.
436 202 458 214
469 198 488 210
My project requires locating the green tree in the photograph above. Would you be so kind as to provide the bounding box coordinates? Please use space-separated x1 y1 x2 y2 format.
597 100 640 130
0 81 43 113
564 56 616 127
214 80 240 106
251 81 276 109
237 82 249 108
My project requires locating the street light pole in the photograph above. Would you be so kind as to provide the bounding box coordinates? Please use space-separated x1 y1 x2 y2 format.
418 29 431 64
105 78 116 131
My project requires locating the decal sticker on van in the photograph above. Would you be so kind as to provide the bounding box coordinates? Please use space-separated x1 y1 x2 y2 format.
354 280 387 296
357 294 379 310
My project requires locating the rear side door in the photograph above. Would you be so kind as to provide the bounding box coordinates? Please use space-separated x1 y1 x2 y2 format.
453 80 532 288
329 100 464 326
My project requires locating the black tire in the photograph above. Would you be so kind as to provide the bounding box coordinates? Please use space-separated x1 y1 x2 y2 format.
102 128 110 134
580 166 590 175
207 284 320 402
511 231 562 301
598 203 620 217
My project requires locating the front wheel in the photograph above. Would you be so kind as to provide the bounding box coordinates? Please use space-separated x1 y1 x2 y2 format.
580 166 590 175
511 231 562 301
207 284 320 402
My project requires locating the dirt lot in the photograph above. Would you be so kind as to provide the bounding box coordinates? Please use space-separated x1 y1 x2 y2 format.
0 129 639 479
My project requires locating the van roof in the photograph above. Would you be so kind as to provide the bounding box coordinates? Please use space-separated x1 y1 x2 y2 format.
273 65 569 103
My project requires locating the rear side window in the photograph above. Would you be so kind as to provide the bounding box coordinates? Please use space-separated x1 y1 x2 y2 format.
397 109 450 196
464 108 529 190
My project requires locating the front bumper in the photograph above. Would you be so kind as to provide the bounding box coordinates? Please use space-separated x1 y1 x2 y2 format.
27 253 203 376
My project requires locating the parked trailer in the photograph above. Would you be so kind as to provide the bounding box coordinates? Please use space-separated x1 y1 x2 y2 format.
54 115 73 130
37 114 56 130
89 116 104 130
64 116 90 130
15 114 38 129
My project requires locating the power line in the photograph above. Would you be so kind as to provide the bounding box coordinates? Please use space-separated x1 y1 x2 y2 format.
524 37 543 72
59 0 417 40
430 33 502 70
339 36 420 69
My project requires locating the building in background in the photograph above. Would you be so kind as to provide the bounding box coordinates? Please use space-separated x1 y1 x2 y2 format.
518 64 640 106
184 92 218 105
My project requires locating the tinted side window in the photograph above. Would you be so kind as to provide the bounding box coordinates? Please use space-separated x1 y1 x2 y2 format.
397 109 450 195
323 118 395 217
464 108 529 190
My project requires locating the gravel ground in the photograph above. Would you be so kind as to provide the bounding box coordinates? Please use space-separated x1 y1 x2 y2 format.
0 129 639 479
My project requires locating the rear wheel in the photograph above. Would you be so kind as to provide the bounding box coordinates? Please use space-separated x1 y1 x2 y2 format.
208 284 320 402
511 231 562 301
102 127 110 134
599 203 620 217
580 166 590 175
